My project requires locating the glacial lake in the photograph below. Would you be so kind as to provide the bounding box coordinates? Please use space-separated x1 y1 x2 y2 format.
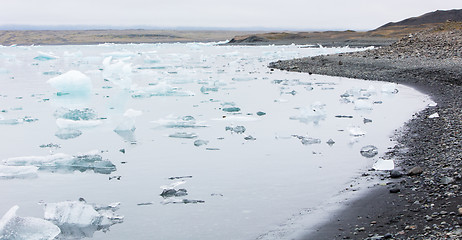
0 43 432 240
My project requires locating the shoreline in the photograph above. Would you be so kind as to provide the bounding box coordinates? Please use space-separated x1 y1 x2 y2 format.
269 25 462 239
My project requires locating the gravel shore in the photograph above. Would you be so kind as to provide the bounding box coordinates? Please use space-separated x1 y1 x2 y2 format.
269 23 462 239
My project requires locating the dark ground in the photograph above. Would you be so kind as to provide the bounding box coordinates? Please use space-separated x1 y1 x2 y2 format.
269 23 462 240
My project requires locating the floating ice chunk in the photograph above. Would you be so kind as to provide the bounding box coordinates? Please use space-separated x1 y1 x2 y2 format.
55 108 97 121
56 118 103 129
372 159 394 170
43 200 123 239
381 83 398 94
200 86 219 94
225 125 246 134
0 205 60 240
222 107 241 113
152 115 208 129
3 152 116 174
293 135 321 145
428 112 439 119
132 82 194 98
428 101 437 107
354 99 373 110
114 109 142 132
194 140 209 147
326 139 335 146
160 180 186 190
360 145 378 158
34 51 58 61
168 132 198 139
290 102 326 124
349 126 366 137
160 189 188 198
63 50 83 58
47 70 92 95
0 165 38 179
161 198 205 205
55 129 82 140
212 116 258 122
102 56 132 90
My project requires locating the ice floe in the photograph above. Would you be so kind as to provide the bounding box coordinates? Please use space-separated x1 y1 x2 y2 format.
0 205 60 240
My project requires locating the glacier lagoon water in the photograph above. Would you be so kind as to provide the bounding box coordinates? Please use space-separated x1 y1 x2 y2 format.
0 43 433 239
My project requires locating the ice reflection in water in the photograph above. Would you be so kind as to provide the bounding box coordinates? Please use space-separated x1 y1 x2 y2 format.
0 43 433 240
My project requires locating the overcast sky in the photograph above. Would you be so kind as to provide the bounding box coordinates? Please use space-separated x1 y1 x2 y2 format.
1 1 461 30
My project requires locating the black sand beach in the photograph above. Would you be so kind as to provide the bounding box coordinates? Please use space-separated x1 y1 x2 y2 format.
269 22 462 239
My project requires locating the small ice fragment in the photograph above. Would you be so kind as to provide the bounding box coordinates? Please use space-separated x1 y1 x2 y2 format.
428 113 439 119
335 115 353 118
160 189 188 198
301 137 321 145
55 108 97 121
290 102 326 124
349 126 366 137
200 86 219 94
0 205 60 240
194 140 209 147
56 118 103 129
256 111 266 116
55 129 82 140
0 165 38 179
326 139 335 146
168 132 198 139
34 51 58 61
115 109 142 132
222 107 241 113
428 102 437 107
225 125 246 134
360 145 378 158
372 159 394 170
152 115 208 129
102 56 133 90
363 118 373 124
47 70 92 95
38 143 62 149
161 198 205 205
381 83 398 94
244 135 256 141
354 99 373 110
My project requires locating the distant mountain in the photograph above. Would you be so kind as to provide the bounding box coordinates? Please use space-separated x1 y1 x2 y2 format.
377 9 462 29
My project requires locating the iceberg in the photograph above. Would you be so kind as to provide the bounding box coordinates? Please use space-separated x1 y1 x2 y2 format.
102 56 133 90
43 200 123 239
428 112 439 119
2 152 116 174
0 165 38 179
47 70 92 95
0 205 60 240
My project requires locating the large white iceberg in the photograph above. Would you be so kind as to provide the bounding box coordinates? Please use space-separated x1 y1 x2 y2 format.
47 70 92 95
102 56 133 90
43 200 123 238
0 205 60 240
